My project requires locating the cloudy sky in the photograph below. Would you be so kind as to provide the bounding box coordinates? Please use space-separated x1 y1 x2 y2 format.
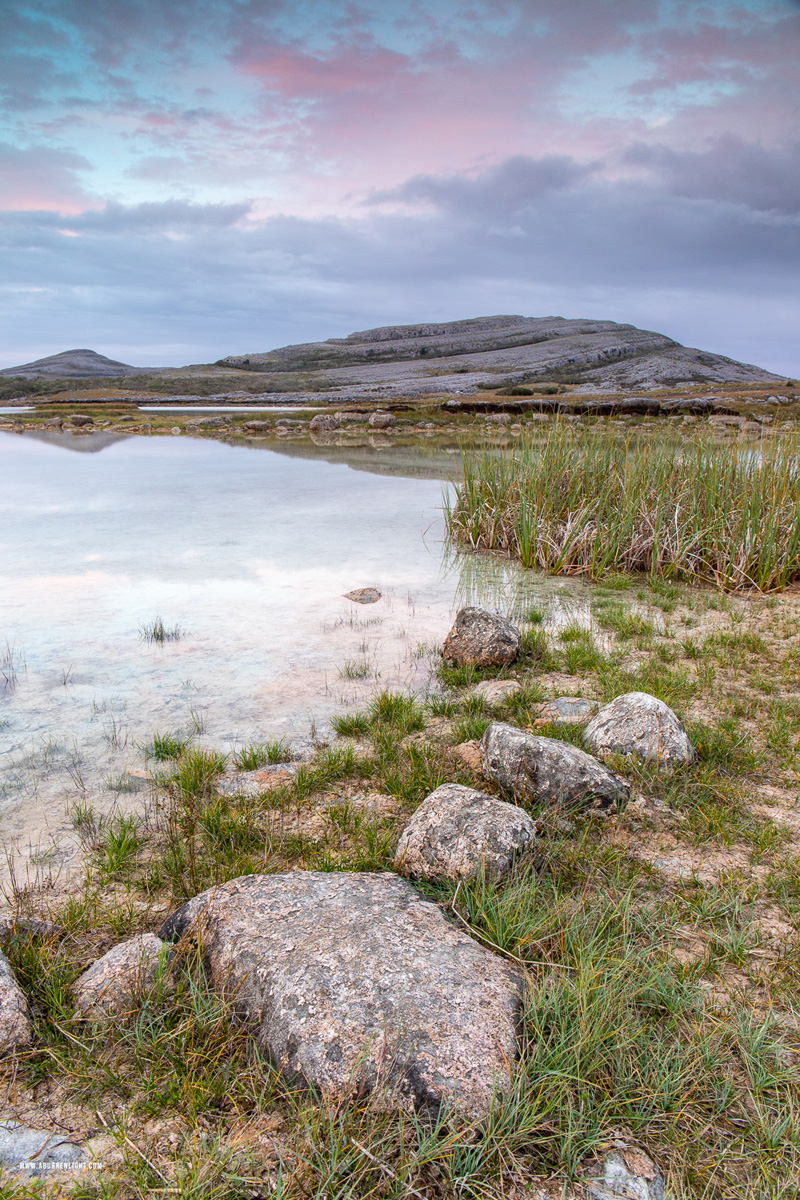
1 0 798 373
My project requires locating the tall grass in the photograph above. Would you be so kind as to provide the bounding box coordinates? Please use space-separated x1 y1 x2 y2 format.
445 426 800 592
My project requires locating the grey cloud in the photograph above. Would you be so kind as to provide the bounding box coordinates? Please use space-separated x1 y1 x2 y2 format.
625 137 800 215
0 153 797 374
369 155 602 214
0 141 93 206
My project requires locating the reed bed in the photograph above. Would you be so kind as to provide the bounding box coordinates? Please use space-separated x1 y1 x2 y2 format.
445 426 800 591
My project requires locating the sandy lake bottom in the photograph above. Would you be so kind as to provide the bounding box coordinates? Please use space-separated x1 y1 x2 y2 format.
0 429 588 884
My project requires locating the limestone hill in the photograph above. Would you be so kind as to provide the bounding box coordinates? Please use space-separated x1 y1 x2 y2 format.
0 349 153 379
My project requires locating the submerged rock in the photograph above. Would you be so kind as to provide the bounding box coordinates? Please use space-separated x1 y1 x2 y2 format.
583 692 693 769
159 871 523 1118
394 783 537 883
344 587 381 604
0 948 32 1053
443 608 521 668
73 934 169 1020
481 722 629 811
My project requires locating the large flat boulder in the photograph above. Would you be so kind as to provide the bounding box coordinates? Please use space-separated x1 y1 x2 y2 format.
159 872 523 1118
583 692 693 769
394 783 537 883
442 608 520 668
481 722 629 811
0 948 32 1053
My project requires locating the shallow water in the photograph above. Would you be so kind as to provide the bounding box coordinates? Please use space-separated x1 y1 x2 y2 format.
0 429 589 882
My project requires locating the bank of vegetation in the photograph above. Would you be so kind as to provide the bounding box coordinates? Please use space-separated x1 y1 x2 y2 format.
446 425 800 592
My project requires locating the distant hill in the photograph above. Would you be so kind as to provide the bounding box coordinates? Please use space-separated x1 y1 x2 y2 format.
0 349 153 379
217 315 782 392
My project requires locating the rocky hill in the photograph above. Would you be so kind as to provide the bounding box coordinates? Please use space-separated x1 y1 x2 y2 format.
217 315 781 394
0 349 153 379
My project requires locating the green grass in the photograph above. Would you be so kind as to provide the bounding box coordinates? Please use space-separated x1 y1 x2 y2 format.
147 731 192 761
233 738 293 769
445 425 800 591
139 616 182 644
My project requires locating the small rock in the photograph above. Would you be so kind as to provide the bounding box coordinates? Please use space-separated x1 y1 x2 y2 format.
73 933 169 1019
394 783 537 883
538 696 599 725
44 416 63 429
484 413 511 425
582 1148 665 1200
454 740 482 770
472 679 522 705
369 411 396 429
310 413 338 431
170 426 182 435
0 948 32 1053
242 419 271 432
443 608 521 668
0 1120 87 1173
583 692 693 769
216 764 296 797
481 722 629 811
68 414 93 426
344 587 381 604
158 871 523 1118
275 418 303 427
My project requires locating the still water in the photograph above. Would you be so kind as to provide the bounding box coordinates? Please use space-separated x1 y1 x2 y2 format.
0 429 585 878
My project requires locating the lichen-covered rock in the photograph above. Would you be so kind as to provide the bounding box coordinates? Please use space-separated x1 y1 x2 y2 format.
158 872 523 1118
310 413 338 431
0 948 32 1053
582 1148 666 1200
583 692 693 768
481 722 629 811
68 413 93 426
369 411 396 428
538 696 599 725
73 934 169 1020
394 783 537 883
443 608 521 668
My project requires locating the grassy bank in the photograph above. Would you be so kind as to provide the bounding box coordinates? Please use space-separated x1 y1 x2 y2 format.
445 425 800 592
3 576 800 1197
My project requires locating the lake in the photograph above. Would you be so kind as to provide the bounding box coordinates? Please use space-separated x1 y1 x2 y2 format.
0 428 585 882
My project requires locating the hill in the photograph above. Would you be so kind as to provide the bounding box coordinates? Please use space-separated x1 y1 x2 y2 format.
217 315 782 393
0 349 153 379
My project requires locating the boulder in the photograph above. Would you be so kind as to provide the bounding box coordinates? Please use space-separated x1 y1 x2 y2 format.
0 948 32 1053
73 934 169 1020
481 722 629 811
394 783 537 883
334 410 368 424
538 697 599 725
68 414 93 426
369 411 396 429
44 416 63 429
310 413 339 431
242 419 271 432
443 608 521 668
583 692 693 769
0 1120 87 1173
472 679 522 705
159 872 523 1118
344 587 381 604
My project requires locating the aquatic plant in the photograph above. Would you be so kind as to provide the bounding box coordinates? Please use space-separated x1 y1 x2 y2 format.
139 616 182 644
445 425 800 592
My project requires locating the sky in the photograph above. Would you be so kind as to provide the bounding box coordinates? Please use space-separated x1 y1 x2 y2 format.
1 0 798 374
